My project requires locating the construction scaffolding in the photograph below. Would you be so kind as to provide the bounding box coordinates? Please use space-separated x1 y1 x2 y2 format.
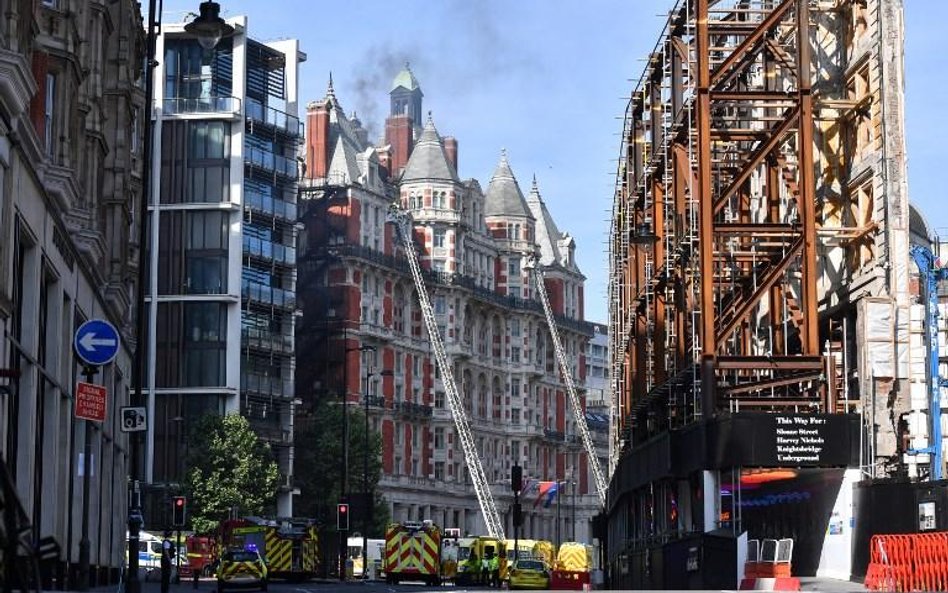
609 0 842 458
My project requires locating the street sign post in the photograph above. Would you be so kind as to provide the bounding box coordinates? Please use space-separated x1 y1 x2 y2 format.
74 319 121 367
75 382 107 423
73 318 119 592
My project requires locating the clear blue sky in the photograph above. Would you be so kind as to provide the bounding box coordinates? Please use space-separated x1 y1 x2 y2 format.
161 1 946 323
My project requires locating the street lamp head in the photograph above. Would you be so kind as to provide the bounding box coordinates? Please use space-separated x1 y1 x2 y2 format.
184 2 235 50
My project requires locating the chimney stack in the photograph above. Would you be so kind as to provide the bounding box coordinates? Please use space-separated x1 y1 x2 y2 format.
443 136 458 173
384 114 414 177
304 99 331 180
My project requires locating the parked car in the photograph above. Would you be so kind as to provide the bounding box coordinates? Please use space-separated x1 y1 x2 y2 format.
508 559 551 590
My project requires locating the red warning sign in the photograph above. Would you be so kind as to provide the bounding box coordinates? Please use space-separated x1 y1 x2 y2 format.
75 382 107 423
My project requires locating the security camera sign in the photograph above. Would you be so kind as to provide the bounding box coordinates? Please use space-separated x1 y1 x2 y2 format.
120 406 147 432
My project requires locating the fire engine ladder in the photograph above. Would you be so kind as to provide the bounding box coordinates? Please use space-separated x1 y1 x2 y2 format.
387 204 506 540
525 254 609 506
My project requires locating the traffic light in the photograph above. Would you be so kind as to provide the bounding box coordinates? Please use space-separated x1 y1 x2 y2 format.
172 496 187 527
337 503 349 531
511 464 522 493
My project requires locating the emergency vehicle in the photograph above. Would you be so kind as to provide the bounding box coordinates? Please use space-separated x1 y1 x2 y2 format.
219 518 318 581
550 542 592 590
383 521 442 585
217 548 268 592
182 534 217 578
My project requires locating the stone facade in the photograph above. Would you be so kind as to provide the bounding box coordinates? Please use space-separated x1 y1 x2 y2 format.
299 67 600 542
0 0 144 586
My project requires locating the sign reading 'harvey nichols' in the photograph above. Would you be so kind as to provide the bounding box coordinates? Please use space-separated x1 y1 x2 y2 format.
775 415 829 464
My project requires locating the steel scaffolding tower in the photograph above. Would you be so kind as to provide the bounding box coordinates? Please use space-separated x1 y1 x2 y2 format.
609 0 830 450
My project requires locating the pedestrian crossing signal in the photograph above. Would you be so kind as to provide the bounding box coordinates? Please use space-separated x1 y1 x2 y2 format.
337 503 349 531
172 496 186 527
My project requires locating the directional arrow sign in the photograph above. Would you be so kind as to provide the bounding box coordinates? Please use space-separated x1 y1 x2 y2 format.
74 319 120 366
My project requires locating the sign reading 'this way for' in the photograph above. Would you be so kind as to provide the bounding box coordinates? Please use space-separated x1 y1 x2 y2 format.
775 415 828 464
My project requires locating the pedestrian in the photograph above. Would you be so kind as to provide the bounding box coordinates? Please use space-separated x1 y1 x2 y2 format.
161 531 174 593
468 551 479 585
489 552 500 588
481 552 491 588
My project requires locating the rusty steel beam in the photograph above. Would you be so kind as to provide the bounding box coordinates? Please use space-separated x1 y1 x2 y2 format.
721 372 824 397
697 0 716 418
797 0 820 356
716 356 824 371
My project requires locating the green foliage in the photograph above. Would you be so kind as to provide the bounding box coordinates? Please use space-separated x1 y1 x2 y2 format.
294 400 390 536
184 413 279 533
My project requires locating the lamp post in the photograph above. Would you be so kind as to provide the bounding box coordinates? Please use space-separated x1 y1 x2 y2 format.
362 367 392 579
129 5 232 593
340 343 375 581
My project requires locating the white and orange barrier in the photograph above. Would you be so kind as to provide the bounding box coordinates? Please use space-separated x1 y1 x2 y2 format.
741 538 799 591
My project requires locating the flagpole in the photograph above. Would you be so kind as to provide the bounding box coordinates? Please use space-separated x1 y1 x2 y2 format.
556 480 561 551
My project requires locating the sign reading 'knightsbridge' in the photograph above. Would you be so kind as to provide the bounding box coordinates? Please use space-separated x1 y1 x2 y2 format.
774 415 830 464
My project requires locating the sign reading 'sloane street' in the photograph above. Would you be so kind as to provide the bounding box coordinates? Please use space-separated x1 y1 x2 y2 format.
775 415 829 464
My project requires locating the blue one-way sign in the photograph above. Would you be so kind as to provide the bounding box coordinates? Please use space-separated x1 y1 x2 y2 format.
74 319 121 366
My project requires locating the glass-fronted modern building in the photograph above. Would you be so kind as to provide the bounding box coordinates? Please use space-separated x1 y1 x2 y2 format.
147 16 304 516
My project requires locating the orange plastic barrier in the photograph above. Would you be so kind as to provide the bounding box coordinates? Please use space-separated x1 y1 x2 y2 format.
864 532 948 592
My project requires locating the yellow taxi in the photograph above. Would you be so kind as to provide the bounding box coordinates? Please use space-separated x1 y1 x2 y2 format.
217 548 268 593
507 558 551 590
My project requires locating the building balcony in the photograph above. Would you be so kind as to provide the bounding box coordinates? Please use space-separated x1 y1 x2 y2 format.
544 428 566 443
244 189 297 222
248 418 292 445
445 339 472 359
241 327 294 354
244 146 299 180
163 95 241 116
394 401 434 419
412 208 461 225
241 280 296 310
242 372 294 398
243 235 296 267
360 320 393 342
363 395 386 409
245 96 302 139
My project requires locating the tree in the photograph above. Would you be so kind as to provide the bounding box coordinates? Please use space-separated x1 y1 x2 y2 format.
184 413 279 533
294 400 390 535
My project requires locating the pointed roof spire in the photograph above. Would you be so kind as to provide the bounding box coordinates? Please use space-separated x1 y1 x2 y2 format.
401 112 459 182
484 150 533 219
327 72 335 98
526 175 563 266
391 62 421 92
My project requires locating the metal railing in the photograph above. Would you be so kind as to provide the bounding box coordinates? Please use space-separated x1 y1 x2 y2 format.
245 97 302 137
241 327 295 353
244 146 298 179
244 189 297 221
241 280 296 310
243 235 296 266
241 372 294 397
394 401 434 418
163 95 241 116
